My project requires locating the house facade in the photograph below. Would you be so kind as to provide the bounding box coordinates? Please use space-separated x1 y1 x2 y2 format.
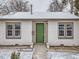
0 12 79 48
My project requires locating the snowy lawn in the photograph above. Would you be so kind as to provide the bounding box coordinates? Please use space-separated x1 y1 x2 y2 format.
20 52 33 59
0 48 33 59
48 52 79 59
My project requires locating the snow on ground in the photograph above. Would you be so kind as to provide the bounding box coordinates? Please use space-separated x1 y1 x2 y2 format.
48 52 79 59
0 51 12 59
0 48 33 59
20 52 33 59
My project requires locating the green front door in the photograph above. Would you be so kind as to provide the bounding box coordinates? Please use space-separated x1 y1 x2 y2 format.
36 23 44 43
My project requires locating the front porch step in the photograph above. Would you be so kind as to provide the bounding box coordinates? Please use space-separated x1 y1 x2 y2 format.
33 44 48 59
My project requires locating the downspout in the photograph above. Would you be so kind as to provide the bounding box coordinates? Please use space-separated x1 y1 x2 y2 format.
30 4 33 14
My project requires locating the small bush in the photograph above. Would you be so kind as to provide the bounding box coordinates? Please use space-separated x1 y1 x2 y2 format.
11 52 20 59
11 52 17 59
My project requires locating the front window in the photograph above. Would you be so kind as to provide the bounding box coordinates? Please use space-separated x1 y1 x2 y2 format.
58 22 73 39
6 22 21 39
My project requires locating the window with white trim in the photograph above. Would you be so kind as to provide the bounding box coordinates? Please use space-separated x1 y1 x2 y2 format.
6 22 21 39
58 22 73 39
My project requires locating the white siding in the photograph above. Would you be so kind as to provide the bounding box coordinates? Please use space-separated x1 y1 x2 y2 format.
0 20 32 45
48 20 79 46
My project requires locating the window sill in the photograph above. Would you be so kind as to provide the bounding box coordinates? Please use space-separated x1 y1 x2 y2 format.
6 37 21 39
58 37 73 39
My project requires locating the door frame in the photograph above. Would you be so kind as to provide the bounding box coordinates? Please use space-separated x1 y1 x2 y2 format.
32 21 48 44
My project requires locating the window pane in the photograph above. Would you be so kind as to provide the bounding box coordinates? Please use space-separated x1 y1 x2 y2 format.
66 24 72 36
15 24 20 29
59 25 64 29
67 30 72 36
59 24 64 36
67 24 72 29
7 25 12 29
8 30 12 36
59 30 64 36
15 30 20 36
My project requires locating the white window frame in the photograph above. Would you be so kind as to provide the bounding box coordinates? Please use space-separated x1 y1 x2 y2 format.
6 22 21 39
58 22 73 39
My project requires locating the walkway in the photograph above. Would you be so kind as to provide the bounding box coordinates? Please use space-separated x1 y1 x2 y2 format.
33 44 48 59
